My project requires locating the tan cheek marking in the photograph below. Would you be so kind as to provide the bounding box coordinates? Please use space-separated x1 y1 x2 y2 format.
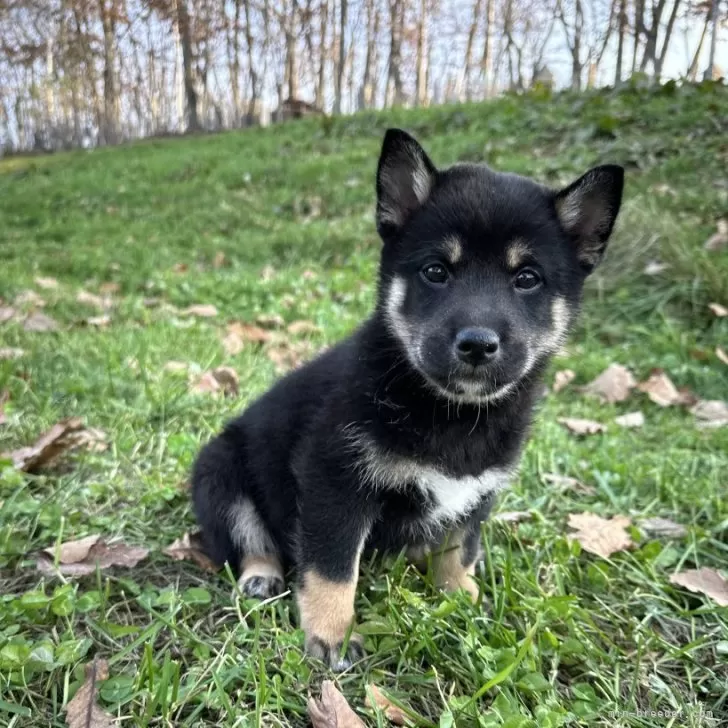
505 239 532 270
432 534 479 603
240 554 283 582
297 570 358 646
444 235 463 264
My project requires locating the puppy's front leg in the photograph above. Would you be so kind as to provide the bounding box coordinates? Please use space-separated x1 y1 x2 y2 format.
432 531 479 601
296 496 371 671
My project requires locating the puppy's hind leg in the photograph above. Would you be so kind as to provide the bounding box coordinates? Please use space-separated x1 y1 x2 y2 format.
230 498 286 599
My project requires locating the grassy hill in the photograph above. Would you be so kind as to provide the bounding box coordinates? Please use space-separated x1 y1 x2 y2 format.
1 82 727 726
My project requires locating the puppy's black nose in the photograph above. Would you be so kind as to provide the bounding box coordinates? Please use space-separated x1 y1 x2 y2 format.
455 328 500 365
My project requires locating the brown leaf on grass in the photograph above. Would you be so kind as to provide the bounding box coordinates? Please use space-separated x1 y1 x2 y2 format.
212 251 227 268
64 658 116 728
716 347 728 366
172 262 189 273
365 685 408 725
704 219 728 252
255 313 285 329
260 264 277 282
99 282 121 295
163 360 189 373
77 290 111 310
0 347 25 360
567 513 634 558
163 531 217 571
191 367 239 397
637 370 695 407
552 369 575 393
543 473 596 495
308 681 365 728
222 321 272 355
581 364 636 404
0 306 17 323
2 417 85 472
86 315 111 327
614 411 645 428
287 320 321 336
669 568 728 607
182 304 218 318
35 276 59 289
23 312 60 332
0 389 9 426
690 400 728 428
266 340 314 374
558 417 607 435
643 260 670 276
38 535 149 576
639 517 687 538
15 290 46 307
708 302 728 317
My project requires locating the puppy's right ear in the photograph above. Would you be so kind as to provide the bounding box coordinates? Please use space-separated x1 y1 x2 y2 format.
376 129 437 239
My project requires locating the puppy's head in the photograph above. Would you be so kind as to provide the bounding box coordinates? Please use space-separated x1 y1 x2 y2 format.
375 129 623 404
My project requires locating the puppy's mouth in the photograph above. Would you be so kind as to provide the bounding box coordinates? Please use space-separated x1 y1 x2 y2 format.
415 358 519 404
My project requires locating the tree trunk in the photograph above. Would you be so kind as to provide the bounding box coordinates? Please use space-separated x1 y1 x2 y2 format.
334 0 347 112
176 0 200 132
615 0 627 84
572 0 583 90
360 0 379 108
687 9 710 80
315 0 329 108
229 0 242 126
285 0 299 100
655 0 681 80
481 0 495 96
243 0 260 117
386 0 405 106
415 0 429 105
706 0 720 79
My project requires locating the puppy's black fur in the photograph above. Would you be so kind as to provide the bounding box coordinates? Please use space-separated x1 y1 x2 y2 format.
192 130 623 669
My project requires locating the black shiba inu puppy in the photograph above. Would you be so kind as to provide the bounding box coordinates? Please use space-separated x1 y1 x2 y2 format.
192 129 623 670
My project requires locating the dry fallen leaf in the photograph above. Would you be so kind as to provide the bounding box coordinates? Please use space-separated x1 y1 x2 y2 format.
0 347 25 360
543 473 596 495
582 364 636 404
86 315 111 327
0 389 9 426
212 251 227 268
23 312 60 332
35 276 59 289
639 517 687 538
708 302 728 317
0 306 17 323
222 322 272 355
567 513 634 558
643 260 670 276
182 304 218 318
163 531 217 571
77 290 111 310
99 282 121 295
637 370 695 407
2 418 85 472
558 417 607 435
172 262 189 273
704 219 728 252
717 347 728 366
163 360 189 373
287 320 321 336
266 340 314 374
260 264 277 282
255 313 285 329
15 289 46 307
494 511 532 524
38 535 149 577
365 684 408 725
552 369 575 393
690 400 728 428
64 658 115 728
669 568 728 607
614 411 644 428
308 681 365 728
191 367 239 397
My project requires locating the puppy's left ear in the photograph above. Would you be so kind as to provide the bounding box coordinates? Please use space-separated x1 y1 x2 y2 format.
554 165 624 273
376 129 437 239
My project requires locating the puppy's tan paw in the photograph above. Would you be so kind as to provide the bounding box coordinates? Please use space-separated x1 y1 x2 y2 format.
305 633 365 672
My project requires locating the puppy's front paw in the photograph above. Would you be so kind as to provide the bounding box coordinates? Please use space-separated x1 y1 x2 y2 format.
305 634 365 672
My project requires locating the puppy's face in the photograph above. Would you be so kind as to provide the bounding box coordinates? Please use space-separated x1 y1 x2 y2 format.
375 130 623 403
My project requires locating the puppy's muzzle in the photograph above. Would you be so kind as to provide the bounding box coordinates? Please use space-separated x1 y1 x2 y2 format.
454 327 500 367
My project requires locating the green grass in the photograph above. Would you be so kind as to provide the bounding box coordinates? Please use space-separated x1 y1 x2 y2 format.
1 81 727 727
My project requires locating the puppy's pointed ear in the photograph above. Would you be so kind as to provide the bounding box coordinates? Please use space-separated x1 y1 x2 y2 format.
554 165 624 273
376 129 437 239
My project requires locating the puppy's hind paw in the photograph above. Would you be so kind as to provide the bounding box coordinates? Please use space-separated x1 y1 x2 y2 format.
306 635 365 672
238 574 286 600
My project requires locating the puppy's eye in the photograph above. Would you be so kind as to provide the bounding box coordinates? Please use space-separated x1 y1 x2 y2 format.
514 268 542 291
421 263 449 285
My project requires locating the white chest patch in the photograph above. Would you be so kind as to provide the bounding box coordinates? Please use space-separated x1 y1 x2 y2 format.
349 430 512 526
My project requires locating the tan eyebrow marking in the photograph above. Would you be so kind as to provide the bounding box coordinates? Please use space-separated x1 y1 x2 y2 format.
505 239 532 269
444 235 463 264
